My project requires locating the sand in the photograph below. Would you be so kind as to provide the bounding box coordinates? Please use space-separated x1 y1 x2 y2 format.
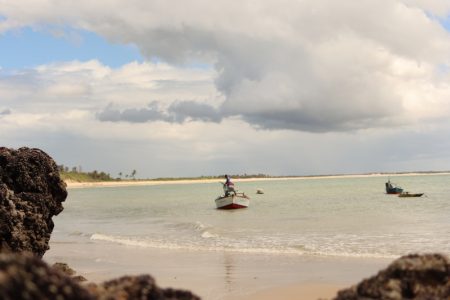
44 238 390 300
236 283 345 300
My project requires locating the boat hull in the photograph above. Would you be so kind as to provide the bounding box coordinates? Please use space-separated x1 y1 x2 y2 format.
398 193 424 198
386 189 403 195
215 194 250 209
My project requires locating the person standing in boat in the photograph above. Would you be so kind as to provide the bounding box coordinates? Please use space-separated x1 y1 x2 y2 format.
224 174 236 196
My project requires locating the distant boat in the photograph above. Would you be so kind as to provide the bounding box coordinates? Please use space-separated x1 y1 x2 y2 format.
398 192 424 198
256 189 264 194
385 179 403 194
215 194 250 209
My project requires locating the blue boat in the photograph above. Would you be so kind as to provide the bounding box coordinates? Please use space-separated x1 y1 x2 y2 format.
385 179 403 194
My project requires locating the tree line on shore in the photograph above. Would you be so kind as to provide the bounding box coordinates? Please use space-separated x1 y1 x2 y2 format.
151 173 271 181
57 165 271 182
58 165 137 182
58 164 450 183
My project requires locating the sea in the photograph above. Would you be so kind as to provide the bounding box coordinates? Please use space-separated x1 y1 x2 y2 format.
44 174 450 298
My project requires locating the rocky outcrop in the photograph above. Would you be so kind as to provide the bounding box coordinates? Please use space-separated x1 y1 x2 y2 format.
0 147 67 257
87 275 201 300
334 253 450 299
0 252 94 300
0 147 201 299
0 253 200 300
52 262 88 282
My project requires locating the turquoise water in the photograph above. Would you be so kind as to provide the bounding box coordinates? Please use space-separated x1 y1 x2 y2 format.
49 175 450 259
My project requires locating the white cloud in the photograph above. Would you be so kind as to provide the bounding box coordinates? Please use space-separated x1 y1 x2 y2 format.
0 59 217 112
408 0 450 17
2 1 450 176
3 0 450 132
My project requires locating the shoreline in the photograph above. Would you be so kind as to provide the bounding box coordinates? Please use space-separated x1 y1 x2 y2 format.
64 172 450 189
53 172 447 299
44 240 390 300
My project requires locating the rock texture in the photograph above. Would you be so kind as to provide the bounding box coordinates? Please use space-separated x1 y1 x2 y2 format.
334 253 450 300
0 147 201 299
0 253 200 300
52 262 87 282
0 252 94 300
88 275 201 300
0 147 67 257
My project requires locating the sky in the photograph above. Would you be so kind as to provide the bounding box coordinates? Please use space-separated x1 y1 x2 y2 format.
1 0 450 178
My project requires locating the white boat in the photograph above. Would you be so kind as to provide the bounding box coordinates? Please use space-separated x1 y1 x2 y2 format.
215 193 250 209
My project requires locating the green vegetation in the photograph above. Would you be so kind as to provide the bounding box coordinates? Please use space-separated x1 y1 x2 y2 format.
58 165 271 183
58 165 116 182
151 174 271 181
57 165 450 183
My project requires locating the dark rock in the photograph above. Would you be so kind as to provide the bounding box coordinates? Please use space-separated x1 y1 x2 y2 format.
72 275 88 283
0 147 201 299
52 262 76 276
88 275 201 300
52 262 87 282
0 252 94 300
0 147 67 257
0 253 201 300
162 287 201 300
334 253 450 300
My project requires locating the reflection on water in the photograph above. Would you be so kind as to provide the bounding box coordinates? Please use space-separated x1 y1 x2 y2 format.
224 253 234 290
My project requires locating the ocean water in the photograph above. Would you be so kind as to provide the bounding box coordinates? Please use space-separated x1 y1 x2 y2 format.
49 175 450 260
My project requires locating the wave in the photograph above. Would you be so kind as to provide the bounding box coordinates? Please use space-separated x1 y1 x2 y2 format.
165 220 220 239
167 220 207 231
89 233 401 258
68 231 92 237
91 233 155 248
201 231 218 238
90 232 300 254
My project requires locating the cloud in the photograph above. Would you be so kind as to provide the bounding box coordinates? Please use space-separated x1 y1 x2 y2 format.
2 1 450 133
97 102 168 123
0 59 217 121
97 100 222 123
0 109 11 116
168 100 222 123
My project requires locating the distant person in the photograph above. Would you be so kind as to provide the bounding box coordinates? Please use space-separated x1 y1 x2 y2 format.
224 174 236 196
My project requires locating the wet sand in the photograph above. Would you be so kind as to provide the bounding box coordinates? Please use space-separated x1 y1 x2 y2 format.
236 283 345 300
44 239 390 300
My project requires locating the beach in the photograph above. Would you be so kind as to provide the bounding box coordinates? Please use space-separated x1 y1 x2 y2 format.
64 172 450 189
44 234 390 300
239 283 346 300
44 173 450 299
